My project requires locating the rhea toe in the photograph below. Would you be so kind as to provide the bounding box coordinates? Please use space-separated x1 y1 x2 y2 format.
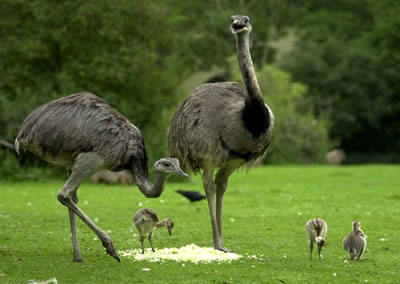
343 221 367 260
134 208 174 254
305 218 328 260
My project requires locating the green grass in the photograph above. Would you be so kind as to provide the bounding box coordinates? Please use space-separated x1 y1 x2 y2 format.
1 165 399 283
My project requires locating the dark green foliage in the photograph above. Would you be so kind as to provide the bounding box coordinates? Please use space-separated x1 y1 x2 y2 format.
1 0 399 179
0 0 190 177
281 0 400 157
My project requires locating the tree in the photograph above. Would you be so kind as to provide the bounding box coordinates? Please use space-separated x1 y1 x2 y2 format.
0 0 190 177
281 0 400 159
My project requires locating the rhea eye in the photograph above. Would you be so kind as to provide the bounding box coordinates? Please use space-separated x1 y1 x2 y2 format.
244 18 249 23
231 18 234 23
163 163 170 167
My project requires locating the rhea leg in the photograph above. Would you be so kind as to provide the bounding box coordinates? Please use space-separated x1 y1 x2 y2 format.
68 191 82 262
140 236 145 254
215 166 236 252
148 232 155 252
317 244 322 260
65 170 83 262
309 242 313 260
202 168 223 251
57 152 120 262
357 247 365 260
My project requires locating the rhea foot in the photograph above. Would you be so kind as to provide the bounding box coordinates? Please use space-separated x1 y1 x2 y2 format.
73 255 83 262
102 240 120 262
215 246 232 253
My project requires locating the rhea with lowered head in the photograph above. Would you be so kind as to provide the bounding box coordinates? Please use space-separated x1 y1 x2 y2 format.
168 15 274 252
305 218 328 260
133 208 174 254
15 93 188 262
343 221 367 260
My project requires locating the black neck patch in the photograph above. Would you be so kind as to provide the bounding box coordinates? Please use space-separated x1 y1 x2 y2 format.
242 98 270 138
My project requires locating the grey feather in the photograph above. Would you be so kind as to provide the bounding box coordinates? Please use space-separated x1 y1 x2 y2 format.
343 221 367 260
168 82 273 173
15 92 188 262
168 15 273 252
305 218 328 260
16 93 144 172
133 208 174 253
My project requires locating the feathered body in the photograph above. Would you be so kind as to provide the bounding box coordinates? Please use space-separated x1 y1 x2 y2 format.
133 208 174 253
343 221 367 260
305 218 328 260
134 208 160 236
15 92 187 262
16 92 148 179
169 82 273 173
168 15 273 252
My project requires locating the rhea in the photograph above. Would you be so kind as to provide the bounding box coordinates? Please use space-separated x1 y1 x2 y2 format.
343 221 367 260
133 208 174 254
305 218 328 260
15 92 188 262
168 15 274 252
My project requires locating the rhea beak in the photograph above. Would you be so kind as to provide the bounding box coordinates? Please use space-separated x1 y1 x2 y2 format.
177 169 190 178
230 20 248 34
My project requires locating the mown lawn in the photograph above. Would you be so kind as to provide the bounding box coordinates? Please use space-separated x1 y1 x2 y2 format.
0 165 399 283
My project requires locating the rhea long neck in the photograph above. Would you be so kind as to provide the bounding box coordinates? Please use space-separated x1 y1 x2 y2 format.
236 31 270 138
155 219 169 228
134 170 168 198
236 32 263 105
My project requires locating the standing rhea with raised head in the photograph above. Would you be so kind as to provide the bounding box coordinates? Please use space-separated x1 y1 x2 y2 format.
305 218 328 260
133 208 174 254
343 221 367 260
15 93 188 262
168 15 274 252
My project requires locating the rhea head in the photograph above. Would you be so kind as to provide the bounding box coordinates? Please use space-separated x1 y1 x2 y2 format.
352 221 361 231
230 15 252 34
165 219 174 236
154 158 189 177
316 236 326 248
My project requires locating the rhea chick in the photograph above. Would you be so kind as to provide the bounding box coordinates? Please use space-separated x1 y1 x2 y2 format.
343 221 367 260
133 208 174 254
305 218 328 260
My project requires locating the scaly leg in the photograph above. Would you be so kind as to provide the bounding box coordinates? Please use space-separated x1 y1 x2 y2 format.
318 244 322 260
140 236 145 254
65 169 82 262
57 153 120 262
148 232 155 252
69 191 83 262
215 165 236 253
357 247 365 260
203 168 225 251
309 242 313 260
